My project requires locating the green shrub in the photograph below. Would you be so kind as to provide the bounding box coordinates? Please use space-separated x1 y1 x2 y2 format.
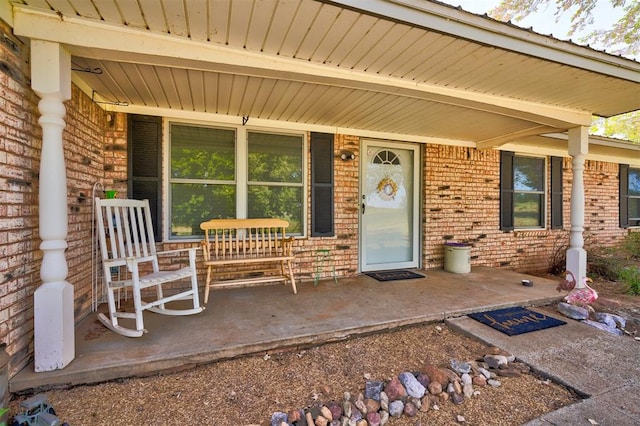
586 243 623 281
619 266 640 295
622 232 640 259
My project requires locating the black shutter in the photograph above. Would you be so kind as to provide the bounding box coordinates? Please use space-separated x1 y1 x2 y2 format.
500 151 514 231
551 156 563 229
311 132 334 237
620 164 629 228
128 115 162 241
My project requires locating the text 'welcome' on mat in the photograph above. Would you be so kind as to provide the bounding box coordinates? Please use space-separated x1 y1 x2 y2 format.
468 306 566 336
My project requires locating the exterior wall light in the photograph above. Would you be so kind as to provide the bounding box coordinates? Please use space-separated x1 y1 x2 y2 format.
339 150 355 161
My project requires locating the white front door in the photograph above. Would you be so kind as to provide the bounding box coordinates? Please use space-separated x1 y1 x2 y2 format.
360 140 420 272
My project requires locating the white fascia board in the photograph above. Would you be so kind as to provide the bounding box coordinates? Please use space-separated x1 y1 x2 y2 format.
329 0 640 83
13 5 591 128
503 134 640 165
0 0 12 27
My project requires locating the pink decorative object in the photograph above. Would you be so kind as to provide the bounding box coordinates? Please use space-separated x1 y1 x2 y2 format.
556 271 577 293
564 277 598 306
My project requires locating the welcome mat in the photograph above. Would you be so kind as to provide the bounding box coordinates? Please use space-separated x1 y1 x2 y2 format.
366 270 424 282
468 306 566 336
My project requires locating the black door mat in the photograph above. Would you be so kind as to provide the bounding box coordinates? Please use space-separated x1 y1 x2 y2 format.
468 306 566 336
365 270 425 282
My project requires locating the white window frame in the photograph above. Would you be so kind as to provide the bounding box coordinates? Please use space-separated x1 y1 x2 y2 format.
163 119 308 240
513 154 547 230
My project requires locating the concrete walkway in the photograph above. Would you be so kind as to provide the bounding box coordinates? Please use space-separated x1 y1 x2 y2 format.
10 266 639 424
448 310 640 425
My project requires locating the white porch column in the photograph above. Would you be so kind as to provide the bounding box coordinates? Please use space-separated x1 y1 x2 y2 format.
31 41 74 371
567 126 589 289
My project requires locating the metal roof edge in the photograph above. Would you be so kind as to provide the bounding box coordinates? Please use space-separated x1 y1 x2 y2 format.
543 132 640 150
325 0 640 83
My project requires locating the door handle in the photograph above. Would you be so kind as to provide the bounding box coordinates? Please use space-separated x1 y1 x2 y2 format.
362 202 366 214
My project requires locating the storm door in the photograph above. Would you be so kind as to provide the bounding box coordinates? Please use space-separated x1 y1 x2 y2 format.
360 140 420 271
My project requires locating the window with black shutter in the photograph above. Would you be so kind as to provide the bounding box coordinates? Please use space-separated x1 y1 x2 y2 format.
500 151 547 230
620 164 629 228
128 114 162 241
311 132 334 237
620 164 640 228
551 156 563 229
500 151 514 231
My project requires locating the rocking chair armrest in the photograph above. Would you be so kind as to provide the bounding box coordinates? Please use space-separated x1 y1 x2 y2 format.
156 247 200 257
157 247 199 265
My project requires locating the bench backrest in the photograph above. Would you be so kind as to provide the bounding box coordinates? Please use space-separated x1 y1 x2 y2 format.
200 218 292 260
95 198 157 267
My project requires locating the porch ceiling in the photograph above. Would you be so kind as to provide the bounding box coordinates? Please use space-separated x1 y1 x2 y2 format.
8 0 640 147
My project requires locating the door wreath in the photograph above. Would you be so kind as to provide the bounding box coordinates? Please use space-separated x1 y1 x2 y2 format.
377 176 398 201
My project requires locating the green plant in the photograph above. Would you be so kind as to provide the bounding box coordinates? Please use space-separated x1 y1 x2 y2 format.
622 232 640 259
0 407 8 426
548 232 569 275
619 265 640 295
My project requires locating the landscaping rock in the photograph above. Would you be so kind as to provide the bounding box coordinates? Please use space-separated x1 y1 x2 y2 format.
398 371 426 398
557 302 589 320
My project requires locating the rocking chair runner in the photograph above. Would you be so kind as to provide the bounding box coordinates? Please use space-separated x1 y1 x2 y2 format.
94 198 203 337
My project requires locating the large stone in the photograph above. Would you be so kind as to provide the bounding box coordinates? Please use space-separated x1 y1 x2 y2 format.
389 400 404 417
404 401 418 417
416 372 431 388
365 380 384 401
398 372 426 398
472 375 487 386
484 354 508 369
327 401 342 420
379 391 389 411
497 368 522 377
461 373 472 385
384 376 407 401
423 364 449 386
428 381 443 395
364 398 380 414
366 411 381 426
463 383 474 398
583 319 624 336
320 406 333 421
450 359 472 374
557 302 589 320
270 412 287 426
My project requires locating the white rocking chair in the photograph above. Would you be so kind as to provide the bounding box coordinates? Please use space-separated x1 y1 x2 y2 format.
95 198 203 337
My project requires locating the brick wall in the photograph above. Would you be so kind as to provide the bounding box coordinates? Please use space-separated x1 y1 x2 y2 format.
0 18 108 376
423 147 631 274
295 134 360 282
64 85 108 319
0 18 40 378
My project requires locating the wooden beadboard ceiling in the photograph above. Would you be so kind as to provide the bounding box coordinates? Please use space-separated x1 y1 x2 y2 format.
9 0 640 145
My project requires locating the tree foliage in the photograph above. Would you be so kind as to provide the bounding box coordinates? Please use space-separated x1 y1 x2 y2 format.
490 0 640 143
590 112 640 142
490 0 639 57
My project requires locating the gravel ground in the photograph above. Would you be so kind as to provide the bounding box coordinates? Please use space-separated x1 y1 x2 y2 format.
14 272 639 426
9 323 577 425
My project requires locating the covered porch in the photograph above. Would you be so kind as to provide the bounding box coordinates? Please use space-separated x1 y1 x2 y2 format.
11 267 563 393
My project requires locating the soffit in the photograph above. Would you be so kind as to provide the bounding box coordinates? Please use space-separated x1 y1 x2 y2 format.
9 0 640 146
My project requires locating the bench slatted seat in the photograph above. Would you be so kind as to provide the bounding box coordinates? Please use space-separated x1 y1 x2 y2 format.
200 218 297 303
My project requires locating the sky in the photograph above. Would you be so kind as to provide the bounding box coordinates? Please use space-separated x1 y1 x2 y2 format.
440 0 627 56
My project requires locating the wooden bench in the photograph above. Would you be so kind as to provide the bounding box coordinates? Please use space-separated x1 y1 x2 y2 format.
199 218 297 303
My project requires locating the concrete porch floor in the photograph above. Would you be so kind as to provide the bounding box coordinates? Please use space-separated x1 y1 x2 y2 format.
11 267 563 393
